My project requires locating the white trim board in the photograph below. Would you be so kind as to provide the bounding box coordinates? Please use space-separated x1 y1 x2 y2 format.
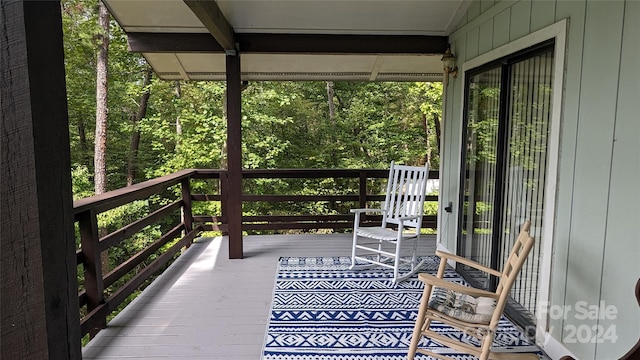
436 75 447 247
543 332 578 360
436 242 458 269
455 19 568 354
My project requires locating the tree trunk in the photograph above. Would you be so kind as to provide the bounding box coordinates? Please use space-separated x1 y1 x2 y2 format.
220 84 228 169
326 81 337 163
94 2 109 195
174 80 182 155
174 80 182 138
421 113 431 167
433 113 441 155
126 68 153 186
326 81 336 122
77 119 88 167
95 2 110 274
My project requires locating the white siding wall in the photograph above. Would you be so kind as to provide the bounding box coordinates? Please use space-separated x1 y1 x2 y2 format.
440 1 640 359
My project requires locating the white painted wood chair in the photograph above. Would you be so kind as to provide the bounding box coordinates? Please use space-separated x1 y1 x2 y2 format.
350 161 429 283
408 220 537 360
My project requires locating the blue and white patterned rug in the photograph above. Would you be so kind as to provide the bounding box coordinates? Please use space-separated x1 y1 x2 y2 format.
261 256 546 360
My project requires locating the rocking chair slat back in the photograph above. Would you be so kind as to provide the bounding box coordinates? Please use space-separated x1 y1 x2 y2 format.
383 162 429 229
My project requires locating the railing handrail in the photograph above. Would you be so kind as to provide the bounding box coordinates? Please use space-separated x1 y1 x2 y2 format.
73 168 197 215
239 168 439 179
240 168 387 178
73 168 438 215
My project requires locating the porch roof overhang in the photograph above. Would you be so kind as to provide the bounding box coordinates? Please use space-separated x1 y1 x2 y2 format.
103 0 470 82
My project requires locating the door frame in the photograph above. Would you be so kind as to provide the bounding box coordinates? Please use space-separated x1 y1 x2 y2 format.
454 19 567 346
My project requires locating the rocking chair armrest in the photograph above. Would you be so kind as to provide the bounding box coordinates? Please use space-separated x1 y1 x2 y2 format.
418 273 499 299
350 208 384 214
435 250 502 277
398 215 421 221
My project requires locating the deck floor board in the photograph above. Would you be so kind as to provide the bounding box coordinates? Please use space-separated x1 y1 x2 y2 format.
82 233 436 359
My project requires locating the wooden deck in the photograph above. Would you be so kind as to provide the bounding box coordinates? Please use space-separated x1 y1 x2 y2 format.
82 233 437 359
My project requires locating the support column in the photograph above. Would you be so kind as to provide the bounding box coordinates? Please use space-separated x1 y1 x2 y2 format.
226 52 243 259
1 0 82 358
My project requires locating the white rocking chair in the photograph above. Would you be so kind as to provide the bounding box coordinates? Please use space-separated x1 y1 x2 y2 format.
350 161 429 283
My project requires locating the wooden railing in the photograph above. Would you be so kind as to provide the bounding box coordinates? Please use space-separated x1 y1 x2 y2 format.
192 168 438 231
74 168 438 338
74 169 202 338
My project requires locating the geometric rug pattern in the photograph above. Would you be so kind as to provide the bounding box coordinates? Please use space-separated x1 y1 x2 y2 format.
262 256 546 360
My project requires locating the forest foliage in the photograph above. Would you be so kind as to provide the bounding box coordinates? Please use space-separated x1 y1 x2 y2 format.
63 0 442 199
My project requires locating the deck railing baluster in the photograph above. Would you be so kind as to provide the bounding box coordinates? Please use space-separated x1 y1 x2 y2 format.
220 170 229 236
181 177 194 245
359 170 368 226
77 209 105 337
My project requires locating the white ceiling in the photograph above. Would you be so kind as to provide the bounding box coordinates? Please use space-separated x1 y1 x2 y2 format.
214 0 466 36
104 0 469 81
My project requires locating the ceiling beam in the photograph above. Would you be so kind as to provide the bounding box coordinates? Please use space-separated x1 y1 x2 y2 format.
128 33 222 53
239 34 448 54
183 0 235 51
127 33 449 55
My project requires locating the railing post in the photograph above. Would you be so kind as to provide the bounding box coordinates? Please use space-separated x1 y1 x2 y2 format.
181 177 193 238
77 209 105 337
359 170 368 226
220 170 229 236
359 170 368 209
181 176 194 248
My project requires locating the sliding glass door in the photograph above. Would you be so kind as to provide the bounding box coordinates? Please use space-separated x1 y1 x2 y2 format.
459 67 502 288
458 42 554 327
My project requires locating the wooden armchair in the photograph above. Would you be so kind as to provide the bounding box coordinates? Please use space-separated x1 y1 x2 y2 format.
408 220 537 360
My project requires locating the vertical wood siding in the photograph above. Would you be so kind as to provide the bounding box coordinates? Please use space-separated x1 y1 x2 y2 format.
596 1 640 357
565 2 625 358
442 1 640 358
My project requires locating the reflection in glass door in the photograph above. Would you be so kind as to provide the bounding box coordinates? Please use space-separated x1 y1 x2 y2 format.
458 43 554 328
459 67 502 290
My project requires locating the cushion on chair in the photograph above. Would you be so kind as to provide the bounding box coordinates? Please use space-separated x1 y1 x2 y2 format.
428 287 497 324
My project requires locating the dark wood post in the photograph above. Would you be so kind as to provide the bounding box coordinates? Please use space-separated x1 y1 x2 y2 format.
359 170 368 209
181 177 194 233
358 171 368 225
77 210 105 336
226 52 243 259
220 170 229 236
0 0 82 358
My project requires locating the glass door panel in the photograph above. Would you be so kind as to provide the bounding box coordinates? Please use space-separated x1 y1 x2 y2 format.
500 48 554 322
459 66 502 289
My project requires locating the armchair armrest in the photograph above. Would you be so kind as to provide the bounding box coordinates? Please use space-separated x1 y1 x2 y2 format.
418 273 499 299
435 250 502 277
